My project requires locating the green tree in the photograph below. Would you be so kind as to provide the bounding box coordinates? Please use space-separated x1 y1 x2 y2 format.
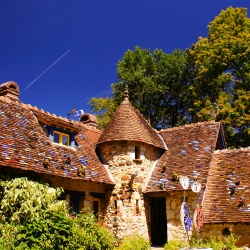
0 177 70 249
90 46 191 129
89 96 119 129
90 7 250 148
0 177 116 250
187 6 250 147
0 177 65 225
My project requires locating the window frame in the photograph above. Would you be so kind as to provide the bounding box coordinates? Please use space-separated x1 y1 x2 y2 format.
53 130 70 146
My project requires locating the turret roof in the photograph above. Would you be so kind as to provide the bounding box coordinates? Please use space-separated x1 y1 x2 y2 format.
97 88 165 149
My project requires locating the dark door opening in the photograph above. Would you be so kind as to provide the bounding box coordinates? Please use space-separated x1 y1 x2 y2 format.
149 197 167 246
93 200 100 217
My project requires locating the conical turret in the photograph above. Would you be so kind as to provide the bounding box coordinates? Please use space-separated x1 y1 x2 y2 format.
97 85 165 149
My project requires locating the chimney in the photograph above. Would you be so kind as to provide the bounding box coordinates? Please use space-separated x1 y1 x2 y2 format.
79 113 99 128
0 81 20 100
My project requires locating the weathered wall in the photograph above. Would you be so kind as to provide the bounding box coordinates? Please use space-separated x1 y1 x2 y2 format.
202 223 250 247
49 175 108 193
166 191 250 247
166 190 200 241
99 141 162 241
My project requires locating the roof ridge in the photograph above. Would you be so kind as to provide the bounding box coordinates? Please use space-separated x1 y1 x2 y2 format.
22 103 79 124
1 94 101 133
159 121 220 133
214 146 250 154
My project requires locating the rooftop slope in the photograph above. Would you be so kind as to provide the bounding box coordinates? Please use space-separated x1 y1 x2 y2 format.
145 121 222 192
0 93 113 185
97 98 165 149
24 103 102 145
202 148 250 223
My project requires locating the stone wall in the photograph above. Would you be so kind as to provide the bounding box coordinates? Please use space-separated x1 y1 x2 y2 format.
99 141 162 241
166 190 200 241
202 223 250 247
98 140 161 164
166 191 250 247
97 140 250 247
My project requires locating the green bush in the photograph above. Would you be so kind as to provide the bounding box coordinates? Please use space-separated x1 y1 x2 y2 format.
116 235 150 250
191 234 241 250
0 177 116 250
164 234 241 250
0 177 65 225
68 211 116 250
163 239 184 250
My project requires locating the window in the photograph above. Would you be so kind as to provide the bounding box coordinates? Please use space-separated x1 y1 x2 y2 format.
135 146 140 159
70 196 80 214
93 199 100 217
53 131 70 146
135 200 140 215
114 200 117 214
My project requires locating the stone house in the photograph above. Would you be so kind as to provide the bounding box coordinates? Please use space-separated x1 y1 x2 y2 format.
0 81 249 246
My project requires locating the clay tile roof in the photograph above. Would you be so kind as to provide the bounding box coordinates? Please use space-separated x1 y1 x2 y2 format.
202 148 250 223
145 121 222 192
23 104 80 132
0 95 114 185
97 98 165 149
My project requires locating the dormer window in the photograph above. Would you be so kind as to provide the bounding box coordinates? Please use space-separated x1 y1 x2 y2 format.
39 122 76 148
53 131 70 146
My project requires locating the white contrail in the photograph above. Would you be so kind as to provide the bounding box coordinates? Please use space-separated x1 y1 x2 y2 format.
20 49 71 95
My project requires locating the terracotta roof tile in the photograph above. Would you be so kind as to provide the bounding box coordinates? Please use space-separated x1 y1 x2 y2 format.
97 99 165 149
0 96 114 185
23 104 80 132
145 122 222 192
202 148 250 223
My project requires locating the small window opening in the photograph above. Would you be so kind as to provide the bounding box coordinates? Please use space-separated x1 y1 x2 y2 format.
114 200 117 214
70 196 80 214
222 227 231 236
136 200 140 215
135 146 140 159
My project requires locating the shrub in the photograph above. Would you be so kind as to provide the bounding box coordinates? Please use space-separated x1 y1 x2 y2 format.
116 235 150 250
68 211 116 250
0 177 116 250
0 177 65 225
163 239 184 250
191 234 241 250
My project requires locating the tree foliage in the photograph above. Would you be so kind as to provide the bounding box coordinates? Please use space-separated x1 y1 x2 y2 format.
89 96 119 129
0 177 65 225
187 6 250 147
89 7 250 148
90 47 191 129
0 177 115 250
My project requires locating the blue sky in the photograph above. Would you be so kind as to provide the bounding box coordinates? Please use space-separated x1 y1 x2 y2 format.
1 1 250 120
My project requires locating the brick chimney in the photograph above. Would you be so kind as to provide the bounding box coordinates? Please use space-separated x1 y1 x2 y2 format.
79 113 99 128
0 81 20 100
